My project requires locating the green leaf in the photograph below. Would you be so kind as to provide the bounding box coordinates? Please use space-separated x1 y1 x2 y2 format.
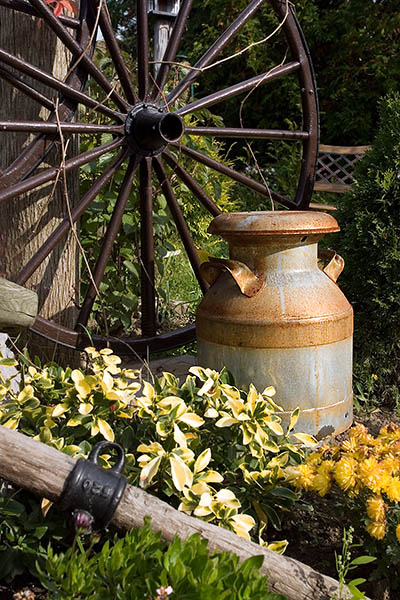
123 260 139 277
261 503 282 530
350 556 376 566
291 432 318 447
349 578 367 586
0 358 18 367
267 487 298 501
288 407 300 432
164 537 182 570
239 554 264 575
347 582 367 600
34 526 48 540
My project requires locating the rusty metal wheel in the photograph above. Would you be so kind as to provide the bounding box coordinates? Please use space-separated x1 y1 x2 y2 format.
0 0 319 355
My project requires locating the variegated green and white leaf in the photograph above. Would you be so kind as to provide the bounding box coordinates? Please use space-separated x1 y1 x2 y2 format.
139 455 163 488
194 448 211 473
169 454 193 491
288 407 300 432
292 432 318 447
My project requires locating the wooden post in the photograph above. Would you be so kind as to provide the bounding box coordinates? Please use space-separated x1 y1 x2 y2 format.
0 7 80 364
0 426 360 600
0 277 38 331
152 0 180 77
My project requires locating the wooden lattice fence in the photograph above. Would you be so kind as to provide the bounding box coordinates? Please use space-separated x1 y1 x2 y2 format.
314 144 371 194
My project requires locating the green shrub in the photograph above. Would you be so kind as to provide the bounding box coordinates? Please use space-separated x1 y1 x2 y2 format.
335 92 400 406
0 348 315 552
34 521 286 600
0 488 66 580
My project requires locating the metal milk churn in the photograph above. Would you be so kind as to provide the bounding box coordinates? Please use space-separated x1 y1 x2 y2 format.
196 211 353 438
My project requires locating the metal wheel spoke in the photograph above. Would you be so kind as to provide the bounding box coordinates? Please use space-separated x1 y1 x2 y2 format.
151 0 194 102
163 150 221 217
166 0 265 105
99 4 138 105
139 157 156 337
15 147 129 286
176 62 300 116
185 126 309 141
153 156 207 293
137 0 149 101
0 0 79 28
76 156 139 329
174 143 295 209
27 0 129 112
0 65 54 111
0 120 124 135
0 48 121 121
0 138 123 203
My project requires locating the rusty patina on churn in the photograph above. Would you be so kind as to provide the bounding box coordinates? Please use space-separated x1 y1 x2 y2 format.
196 211 353 438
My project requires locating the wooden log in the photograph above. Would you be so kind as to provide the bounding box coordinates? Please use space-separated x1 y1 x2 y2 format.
0 277 38 330
0 426 359 600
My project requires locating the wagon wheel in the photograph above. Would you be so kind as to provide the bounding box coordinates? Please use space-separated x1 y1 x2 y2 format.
0 0 319 355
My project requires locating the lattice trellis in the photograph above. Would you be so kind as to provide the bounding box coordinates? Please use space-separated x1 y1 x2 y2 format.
314 144 371 194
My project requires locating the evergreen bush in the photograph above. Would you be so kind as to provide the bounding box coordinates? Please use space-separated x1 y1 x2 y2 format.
35 522 286 600
335 92 400 404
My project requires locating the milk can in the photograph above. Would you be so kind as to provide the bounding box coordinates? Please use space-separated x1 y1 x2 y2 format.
196 211 353 438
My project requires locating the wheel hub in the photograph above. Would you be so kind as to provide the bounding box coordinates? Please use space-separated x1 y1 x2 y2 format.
124 103 184 156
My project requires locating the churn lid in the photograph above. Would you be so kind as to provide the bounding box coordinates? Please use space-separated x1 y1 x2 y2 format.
208 211 340 236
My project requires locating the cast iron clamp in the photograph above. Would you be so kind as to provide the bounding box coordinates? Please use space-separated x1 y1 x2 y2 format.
59 441 127 529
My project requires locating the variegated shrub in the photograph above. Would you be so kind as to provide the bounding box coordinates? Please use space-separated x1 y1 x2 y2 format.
0 349 316 550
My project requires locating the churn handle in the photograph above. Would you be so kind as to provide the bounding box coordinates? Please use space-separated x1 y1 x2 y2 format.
318 249 345 282
200 257 265 298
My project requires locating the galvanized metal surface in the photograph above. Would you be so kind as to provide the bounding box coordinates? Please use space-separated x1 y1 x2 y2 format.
198 339 353 438
197 211 353 437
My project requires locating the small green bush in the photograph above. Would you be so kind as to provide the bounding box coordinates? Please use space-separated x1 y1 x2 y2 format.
0 489 66 580
0 347 315 553
335 92 400 405
34 521 286 600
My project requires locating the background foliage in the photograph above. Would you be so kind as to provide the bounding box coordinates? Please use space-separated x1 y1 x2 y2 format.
78 1 400 344
106 0 400 147
334 92 400 405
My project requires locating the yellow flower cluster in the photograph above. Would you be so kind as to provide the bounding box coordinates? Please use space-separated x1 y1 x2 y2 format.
285 423 400 541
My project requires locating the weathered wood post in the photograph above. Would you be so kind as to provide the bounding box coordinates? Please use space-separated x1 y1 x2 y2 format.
149 0 180 78
0 426 361 600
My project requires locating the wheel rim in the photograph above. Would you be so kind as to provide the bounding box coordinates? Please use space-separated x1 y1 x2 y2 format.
0 0 319 355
